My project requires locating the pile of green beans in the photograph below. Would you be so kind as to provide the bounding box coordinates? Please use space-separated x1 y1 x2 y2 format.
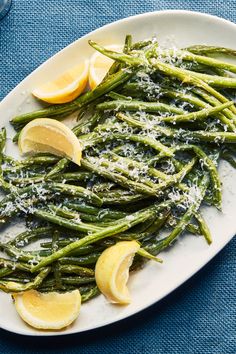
0 35 236 301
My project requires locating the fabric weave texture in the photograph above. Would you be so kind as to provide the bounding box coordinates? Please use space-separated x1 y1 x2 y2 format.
0 1 235 353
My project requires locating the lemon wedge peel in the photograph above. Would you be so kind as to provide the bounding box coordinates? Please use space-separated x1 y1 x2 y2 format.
95 240 140 305
32 60 89 104
18 118 82 165
89 45 122 90
13 289 81 330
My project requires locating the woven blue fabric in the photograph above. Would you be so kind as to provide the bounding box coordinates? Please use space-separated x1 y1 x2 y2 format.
0 1 236 353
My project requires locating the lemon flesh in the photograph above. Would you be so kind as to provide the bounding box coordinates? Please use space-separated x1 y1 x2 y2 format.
32 61 89 104
89 45 122 90
95 241 140 305
14 290 81 330
18 118 82 165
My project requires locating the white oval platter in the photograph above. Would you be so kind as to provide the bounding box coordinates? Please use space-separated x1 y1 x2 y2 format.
0 10 235 336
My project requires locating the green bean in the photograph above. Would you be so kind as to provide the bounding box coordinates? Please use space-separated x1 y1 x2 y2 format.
41 242 97 256
159 49 236 74
33 209 102 233
123 34 132 54
47 182 102 206
99 190 149 204
11 69 133 126
123 83 233 126
0 176 17 193
107 91 132 101
0 128 14 193
0 182 102 220
88 41 236 104
181 130 236 144
18 156 60 166
86 42 236 119
106 153 197 198
63 202 127 219
116 113 236 144
145 175 209 254
81 132 173 157
0 258 31 272
51 230 64 290
46 158 69 178
167 215 201 235
100 35 133 82
82 158 150 195
194 212 212 244
137 248 162 263
8 227 53 247
89 40 144 66
98 154 162 184
221 151 236 168
149 59 236 116
9 172 93 186
90 182 117 193
174 144 221 208
31 200 175 272
48 205 80 219
108 151 183 180
100 155 197 196
114 214 164 241
6 175 45 186
59 264 95 277
207 67 232 78
82 157 162 196
74 112 101 134
62 202 100 215
176 69 236 95
163 88 208 106
97 99 185 114
0 242 42 262
81 285 100 302
185 45 236 57
123 83 207 107
57 276 95 286
162 91 234 130
37 284 99 299
12 131 20 143
0 267 51 293
101 61 120 81
73 212 112 223
0 184 44 208
155 102 233 124
193 87 235 120
3 164 47 174
0 128 6 169
48 204 114 223
38 276 95 289
0 268 15 278
0 195 53 221
131 40 153 50
2 154 19 165
59 254 101 266
0 276 32 284
127 212 170 242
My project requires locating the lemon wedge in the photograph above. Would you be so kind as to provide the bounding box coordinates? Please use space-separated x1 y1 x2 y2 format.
95 241 140 305
32 61 89 104
89 45 122 89
18 118 82 165
13 290 81 330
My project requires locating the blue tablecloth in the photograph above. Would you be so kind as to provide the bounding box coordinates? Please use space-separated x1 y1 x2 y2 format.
0 1 235 353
